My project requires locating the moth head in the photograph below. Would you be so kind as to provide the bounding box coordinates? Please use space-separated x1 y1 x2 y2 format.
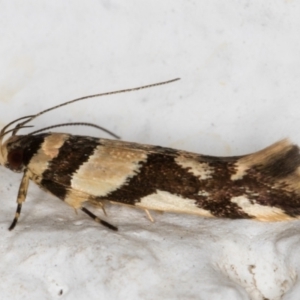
0 114 33 169
0 134 26 172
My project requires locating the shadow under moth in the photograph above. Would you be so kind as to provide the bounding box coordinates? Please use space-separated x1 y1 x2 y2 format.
1 78 299 231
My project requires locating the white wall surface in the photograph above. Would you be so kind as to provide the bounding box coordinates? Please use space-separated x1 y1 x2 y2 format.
0 1 300 299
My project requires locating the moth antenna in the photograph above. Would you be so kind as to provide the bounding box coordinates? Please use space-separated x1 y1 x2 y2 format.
27 122 120 139
0 125 34 140
0 115 34 136
13 78 180 135
0 115 34 146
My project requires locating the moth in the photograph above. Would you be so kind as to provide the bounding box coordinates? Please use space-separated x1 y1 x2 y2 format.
1 78 300 232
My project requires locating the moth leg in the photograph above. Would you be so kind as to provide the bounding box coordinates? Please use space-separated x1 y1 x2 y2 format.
101 204 107 216
93 200 107 216
87 198 107 216
81 207 118 231
144 209 154 222
9 169 31 231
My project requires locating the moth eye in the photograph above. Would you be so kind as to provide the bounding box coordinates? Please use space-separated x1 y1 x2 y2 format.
7 148 24 171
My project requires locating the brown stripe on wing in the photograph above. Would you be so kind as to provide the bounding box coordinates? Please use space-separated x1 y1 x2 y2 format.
41 136 100 200
21 134 50 166
39 179 69 200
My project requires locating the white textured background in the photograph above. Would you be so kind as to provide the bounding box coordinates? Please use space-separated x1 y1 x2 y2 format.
0 1 300 299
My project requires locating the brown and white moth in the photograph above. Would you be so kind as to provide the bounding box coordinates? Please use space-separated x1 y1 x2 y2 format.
1 78 300 231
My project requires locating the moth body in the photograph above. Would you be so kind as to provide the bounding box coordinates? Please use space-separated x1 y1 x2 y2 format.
2 131 300 230
1 78 299 230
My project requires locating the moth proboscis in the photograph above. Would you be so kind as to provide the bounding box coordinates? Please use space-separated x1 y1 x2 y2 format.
1 77 300 232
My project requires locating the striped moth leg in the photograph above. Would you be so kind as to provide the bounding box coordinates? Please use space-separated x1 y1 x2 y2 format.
9 169 31 230
79 200 117 230
81 207 118 231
